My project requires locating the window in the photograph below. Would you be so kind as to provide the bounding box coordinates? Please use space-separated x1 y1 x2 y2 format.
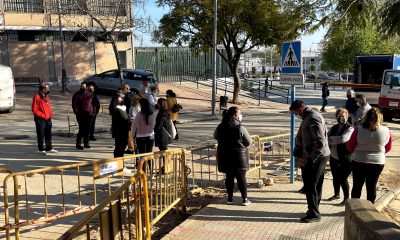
89 0 126 16
4 0 44 13
384 71 400 86
102 70 118 78
48 0 86 14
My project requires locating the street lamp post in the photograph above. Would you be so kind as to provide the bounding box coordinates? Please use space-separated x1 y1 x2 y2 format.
211 0 217 115
56 0 67 92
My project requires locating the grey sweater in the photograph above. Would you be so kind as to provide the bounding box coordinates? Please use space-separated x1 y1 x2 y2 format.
300 108 331 162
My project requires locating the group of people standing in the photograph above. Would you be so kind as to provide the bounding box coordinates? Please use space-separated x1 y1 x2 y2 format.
109 84 180 162
31 82 180 163
292 95 391 223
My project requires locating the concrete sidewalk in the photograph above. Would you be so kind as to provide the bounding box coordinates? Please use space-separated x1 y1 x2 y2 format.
163 175 386 240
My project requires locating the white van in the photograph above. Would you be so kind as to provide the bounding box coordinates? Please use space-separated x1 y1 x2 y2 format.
0 64 16 113
378 69 400 121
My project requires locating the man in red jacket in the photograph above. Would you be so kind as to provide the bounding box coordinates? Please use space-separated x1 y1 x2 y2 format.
32 83 58 155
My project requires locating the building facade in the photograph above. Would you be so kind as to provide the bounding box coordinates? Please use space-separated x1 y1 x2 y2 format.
0 0 134 83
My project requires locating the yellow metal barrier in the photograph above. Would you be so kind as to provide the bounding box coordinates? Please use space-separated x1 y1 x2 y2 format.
0 152 153 239
59 171 151 240
0 134 289 239
186 133 291 191
137 149 188 225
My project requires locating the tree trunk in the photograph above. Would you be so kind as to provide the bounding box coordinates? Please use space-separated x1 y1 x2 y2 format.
109 34 123 85
229 62 240 103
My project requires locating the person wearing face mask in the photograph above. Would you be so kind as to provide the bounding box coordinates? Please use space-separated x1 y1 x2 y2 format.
32 83 58 155
72 82 95 150
110 94 131 158
345 89 359 125
326 108 354 206
214 107 252 206
147 85 159 109
87 83 100 141
289 100 330 223
353 94 371 126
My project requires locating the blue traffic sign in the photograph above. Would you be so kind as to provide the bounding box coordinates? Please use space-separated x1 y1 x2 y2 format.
281 41 302 74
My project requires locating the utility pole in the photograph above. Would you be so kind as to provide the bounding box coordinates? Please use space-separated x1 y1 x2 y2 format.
56 0 67 92
211 0 217 115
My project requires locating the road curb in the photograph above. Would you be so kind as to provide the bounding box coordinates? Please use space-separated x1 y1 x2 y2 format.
177 117 219 124
375 187 400 212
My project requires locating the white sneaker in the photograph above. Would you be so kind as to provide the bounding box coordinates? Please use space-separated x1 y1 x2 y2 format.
227 200 234 205
123 167 132 175
47 149 58 153
242 199 251 206
38 151 47 155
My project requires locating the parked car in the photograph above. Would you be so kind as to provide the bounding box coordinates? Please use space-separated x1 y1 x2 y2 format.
84 69 158 96
0 64 16 113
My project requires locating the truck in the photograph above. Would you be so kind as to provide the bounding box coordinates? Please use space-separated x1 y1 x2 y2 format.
353 54 400 104
378 69 400 121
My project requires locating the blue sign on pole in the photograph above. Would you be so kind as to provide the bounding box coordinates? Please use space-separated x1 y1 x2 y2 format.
281 41 302 74
281 41 303 184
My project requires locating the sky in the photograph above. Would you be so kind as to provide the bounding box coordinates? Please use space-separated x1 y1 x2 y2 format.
134 1 326 52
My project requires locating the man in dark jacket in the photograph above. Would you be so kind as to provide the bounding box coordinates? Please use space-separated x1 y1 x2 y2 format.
290 100 330 223
72 82 95 150
32 83 58 155
121 84 135 113
320 82 329 112
345 89 359 125
87 83 100 141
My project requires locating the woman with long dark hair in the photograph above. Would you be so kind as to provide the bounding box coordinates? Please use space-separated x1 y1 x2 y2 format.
110 94 131 158
348 107 392 203
131 98 157 155
214 107 252 206
154 98 172 151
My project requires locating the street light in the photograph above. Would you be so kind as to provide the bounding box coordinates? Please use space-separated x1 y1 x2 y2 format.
211 0 217 115
56 0 67 92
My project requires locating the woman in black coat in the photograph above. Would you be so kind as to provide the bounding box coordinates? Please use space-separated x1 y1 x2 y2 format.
214 106 252 206
110 95 131 158
154 98 172 151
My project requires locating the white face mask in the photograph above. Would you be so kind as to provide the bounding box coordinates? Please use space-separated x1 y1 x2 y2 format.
238 114 243 122
116 105 126 112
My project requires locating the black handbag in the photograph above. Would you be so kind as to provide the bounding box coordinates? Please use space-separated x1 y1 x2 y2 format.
172 103 182 113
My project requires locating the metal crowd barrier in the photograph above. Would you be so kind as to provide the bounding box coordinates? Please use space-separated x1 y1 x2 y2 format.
0 133 290 239
0 152 153 240
59 171 151 240
186 133 291 192
137 149 188 225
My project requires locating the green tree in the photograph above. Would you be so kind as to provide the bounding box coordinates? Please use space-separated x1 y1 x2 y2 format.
322 10 400 73
380 1 400 36
152 0 314 103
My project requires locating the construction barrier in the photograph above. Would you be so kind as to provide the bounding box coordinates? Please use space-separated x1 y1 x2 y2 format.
187 133 291 191
59 171 151 240
0 152 153 239
0 133 290 239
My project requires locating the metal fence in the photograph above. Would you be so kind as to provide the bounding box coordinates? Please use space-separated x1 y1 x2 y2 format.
135 47 231 83
59 172 151 240
187 133 291 192
1 133 291 239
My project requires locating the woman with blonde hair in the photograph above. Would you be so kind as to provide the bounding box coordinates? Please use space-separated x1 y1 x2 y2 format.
347 107 392 203
326 108 354 205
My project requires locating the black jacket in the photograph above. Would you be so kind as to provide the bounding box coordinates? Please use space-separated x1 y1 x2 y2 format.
124 92 135 113
214 119 252 173
322 85 329 98
154 111 172 148
329 122 352 164
111 106 131 139
345 98 359 114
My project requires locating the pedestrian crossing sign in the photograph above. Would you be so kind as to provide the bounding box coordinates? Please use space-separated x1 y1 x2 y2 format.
281 41 302 74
